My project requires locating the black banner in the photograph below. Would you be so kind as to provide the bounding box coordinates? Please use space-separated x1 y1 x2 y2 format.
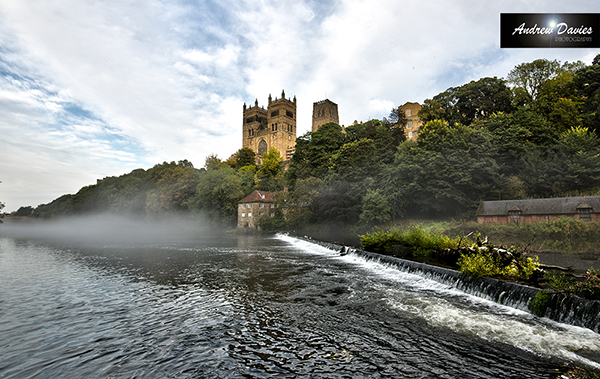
501 13 600 48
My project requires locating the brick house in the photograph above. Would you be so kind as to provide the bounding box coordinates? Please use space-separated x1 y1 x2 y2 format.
476 196 600 225
237 190 276 229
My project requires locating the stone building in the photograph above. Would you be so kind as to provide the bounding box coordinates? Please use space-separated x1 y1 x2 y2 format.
476 196 600 225
398 102 423 142
237 190 275 230
242 90 296 164
312 99 339 132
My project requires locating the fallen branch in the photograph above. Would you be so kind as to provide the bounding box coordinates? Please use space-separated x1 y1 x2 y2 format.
539 264 572 272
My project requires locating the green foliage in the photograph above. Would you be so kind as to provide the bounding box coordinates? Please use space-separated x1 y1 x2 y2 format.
258 209 286 231
331 139 379 181
457 248 539 281
13 206 34 217
360 226 460 257
234 147 257 169
507 58 569 101
419 77 513 126
277 177 323 226
190 165 247 225
544 271 574 292
359 189 391 226
380 138 500 219
528 291 552 317
256 147 284 191
288 123 345 184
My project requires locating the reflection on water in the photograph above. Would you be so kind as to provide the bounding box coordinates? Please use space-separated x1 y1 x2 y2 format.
1 231 599 378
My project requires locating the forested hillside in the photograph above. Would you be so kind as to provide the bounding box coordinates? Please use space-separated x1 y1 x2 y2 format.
12 55 600 228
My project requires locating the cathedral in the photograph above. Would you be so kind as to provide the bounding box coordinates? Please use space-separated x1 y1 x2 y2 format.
242 91 340 164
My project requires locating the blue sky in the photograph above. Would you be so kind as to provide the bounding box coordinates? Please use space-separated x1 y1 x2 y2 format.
0 0 598 212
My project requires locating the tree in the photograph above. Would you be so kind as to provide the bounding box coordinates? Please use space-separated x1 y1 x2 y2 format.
13 206 34 217
189 166 247 225
573 54 600 133
234 147 256 169
419 77 513 126
533 71 583 130
507 59 583 102
256 147 284 191
388 108 399 123
359 189 391 226
277 177 323 226
331 138 379 181
288 122 345 184
204 154 225 170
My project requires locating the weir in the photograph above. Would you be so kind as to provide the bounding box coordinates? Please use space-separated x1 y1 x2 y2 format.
299 237 600 333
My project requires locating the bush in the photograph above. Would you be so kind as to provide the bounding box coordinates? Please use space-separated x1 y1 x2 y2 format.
360 226 460 257
458 248 539 280
571 269 600 300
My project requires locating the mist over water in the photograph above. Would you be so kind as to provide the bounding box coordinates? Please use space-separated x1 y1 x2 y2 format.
1 224 599 378
0 214 215 246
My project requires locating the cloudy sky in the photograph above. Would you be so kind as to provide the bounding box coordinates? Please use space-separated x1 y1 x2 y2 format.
0 0 598 211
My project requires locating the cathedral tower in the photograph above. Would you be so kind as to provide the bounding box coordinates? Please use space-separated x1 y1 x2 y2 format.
243 90 296 164
312 99 339 132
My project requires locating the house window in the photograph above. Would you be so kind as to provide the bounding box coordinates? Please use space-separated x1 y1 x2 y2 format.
248 212 252 217
408 132 413 139
508 210 522 224
579 208 592 222
406 109 412 117
241 212 246 217
260 203 264 208
270 204 274 208
408 121 413 129
270 212 275 217
241 204 246 209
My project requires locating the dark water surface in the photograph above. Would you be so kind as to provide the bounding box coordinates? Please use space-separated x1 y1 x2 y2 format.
2 229 600 378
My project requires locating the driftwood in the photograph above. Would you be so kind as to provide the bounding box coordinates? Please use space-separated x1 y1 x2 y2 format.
538 264 573 272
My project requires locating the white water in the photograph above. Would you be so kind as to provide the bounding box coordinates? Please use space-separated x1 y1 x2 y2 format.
277 234 600 369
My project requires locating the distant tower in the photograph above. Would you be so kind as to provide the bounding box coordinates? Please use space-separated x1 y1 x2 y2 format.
312 99 339 132
243 90 297 164
398 102 423 142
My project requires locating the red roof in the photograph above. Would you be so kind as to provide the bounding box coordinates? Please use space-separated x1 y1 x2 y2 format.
239 190 274 203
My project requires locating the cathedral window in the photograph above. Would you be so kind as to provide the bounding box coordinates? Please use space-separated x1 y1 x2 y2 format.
258 139 268 156
286 110 293 118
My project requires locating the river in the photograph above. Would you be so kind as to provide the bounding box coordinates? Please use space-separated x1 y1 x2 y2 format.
1 219 600 378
